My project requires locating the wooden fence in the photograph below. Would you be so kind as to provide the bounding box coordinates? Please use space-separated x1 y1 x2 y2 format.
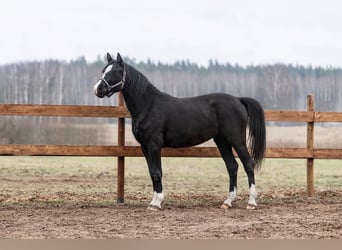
0 95 341 202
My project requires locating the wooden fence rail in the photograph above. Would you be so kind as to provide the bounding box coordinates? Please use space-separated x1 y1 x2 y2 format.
0 95 341 201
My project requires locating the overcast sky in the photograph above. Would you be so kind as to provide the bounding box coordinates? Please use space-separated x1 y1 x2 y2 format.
1 0 342 66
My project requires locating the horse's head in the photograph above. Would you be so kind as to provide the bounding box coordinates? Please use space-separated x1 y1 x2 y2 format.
94 52 126 98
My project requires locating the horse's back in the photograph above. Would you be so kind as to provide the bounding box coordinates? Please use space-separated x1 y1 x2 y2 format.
161 93 248 147
181 93 248 123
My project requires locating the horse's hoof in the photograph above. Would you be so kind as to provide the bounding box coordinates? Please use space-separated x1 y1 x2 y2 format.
147 205 161 211
221 204 231 209
246 204 257 210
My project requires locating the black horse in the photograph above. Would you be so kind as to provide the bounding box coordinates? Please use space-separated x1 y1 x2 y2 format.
94 53 266 210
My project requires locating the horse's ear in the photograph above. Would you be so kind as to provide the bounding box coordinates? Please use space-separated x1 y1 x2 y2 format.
116 53 123 67
107 52 114 63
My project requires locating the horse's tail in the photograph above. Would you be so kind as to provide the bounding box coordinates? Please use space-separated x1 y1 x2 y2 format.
239 97 266 170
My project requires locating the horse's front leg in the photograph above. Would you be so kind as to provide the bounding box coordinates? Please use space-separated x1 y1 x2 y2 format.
142 145 164 210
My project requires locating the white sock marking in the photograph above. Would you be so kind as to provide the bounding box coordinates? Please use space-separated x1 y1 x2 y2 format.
223 186 237 207
248 184 257 207
150 192 164 209
150 191 157 205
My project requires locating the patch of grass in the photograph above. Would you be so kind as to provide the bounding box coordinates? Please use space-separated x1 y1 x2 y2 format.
0 156 115 177
0 156 341 206
125 157 341 195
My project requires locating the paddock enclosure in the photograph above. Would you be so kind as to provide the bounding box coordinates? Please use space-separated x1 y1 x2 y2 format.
0 94 341 239
0 95 341 197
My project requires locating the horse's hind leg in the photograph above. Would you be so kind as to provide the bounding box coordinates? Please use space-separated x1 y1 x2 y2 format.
233 143 258 209
214 136 238 208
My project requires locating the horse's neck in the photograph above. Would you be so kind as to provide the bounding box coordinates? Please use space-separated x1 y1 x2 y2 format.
121 64 161 119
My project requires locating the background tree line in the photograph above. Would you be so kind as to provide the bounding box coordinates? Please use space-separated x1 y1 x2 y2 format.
1 56 341 144
0 56 341 112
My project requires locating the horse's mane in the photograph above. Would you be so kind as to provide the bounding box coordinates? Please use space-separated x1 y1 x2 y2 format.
125 63 159 98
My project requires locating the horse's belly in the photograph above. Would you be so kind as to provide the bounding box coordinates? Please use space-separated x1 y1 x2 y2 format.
163 125 217 148
164 137 211 148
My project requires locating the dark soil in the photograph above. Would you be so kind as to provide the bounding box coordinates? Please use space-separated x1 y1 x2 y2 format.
0 191 341 239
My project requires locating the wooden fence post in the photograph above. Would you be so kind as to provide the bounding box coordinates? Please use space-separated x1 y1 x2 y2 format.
117 93 125 203
307 95 314 197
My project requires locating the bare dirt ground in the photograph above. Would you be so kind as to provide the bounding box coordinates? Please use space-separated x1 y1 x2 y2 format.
0 156 341 239
0 190 341 239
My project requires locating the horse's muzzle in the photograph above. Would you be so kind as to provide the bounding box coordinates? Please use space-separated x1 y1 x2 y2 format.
94 80 106 98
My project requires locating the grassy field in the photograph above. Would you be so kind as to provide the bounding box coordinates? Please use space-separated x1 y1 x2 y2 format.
1 123 340 205
0 156 340 205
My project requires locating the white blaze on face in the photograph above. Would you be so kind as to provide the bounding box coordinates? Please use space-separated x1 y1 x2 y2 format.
93 64 114 95
103 64 113 75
